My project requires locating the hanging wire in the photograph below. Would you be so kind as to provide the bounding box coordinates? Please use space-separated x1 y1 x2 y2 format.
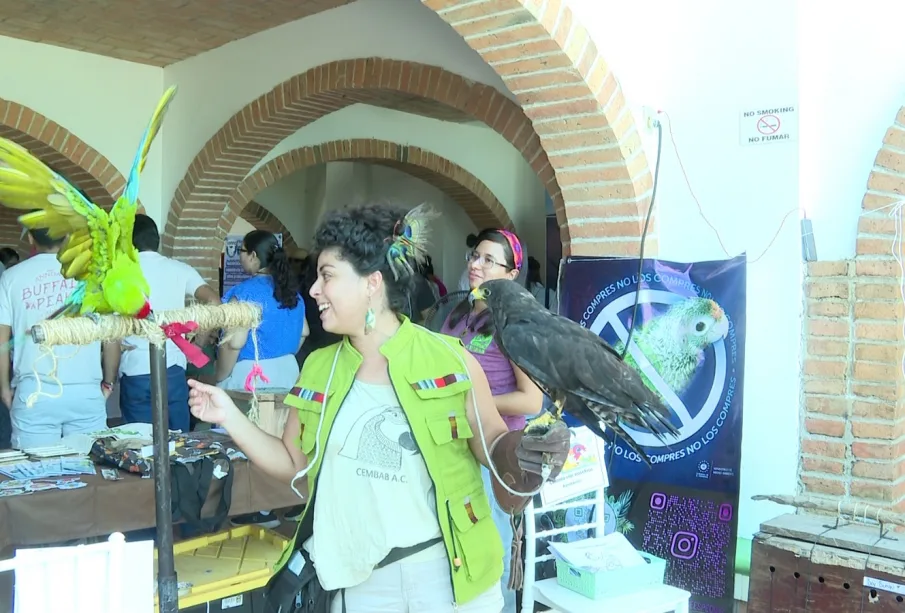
605 117 665 470
620 117 664 361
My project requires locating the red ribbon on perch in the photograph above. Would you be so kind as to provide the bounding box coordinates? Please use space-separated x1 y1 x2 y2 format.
161 321 209 369
244 364 270 393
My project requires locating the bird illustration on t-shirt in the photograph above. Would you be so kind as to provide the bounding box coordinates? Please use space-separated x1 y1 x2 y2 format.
339 406 420 471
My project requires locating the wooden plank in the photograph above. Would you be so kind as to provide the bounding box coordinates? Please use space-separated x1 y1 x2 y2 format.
758 513 905 562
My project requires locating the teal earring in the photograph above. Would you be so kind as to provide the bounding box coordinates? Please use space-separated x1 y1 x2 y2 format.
364 298 376 335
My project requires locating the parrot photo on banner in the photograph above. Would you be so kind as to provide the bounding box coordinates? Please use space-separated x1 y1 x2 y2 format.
0 85 178 322
470 278 681 466
613 297 730 400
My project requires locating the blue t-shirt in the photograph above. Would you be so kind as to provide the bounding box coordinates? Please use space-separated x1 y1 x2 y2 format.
223 276 305 362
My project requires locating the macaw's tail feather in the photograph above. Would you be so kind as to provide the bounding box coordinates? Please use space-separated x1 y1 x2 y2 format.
125 85 178 204
47 282 87 320
47 302 81 320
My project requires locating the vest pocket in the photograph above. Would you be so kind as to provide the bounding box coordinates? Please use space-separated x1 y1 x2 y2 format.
406 372 473 400
297 405 322 455
447 486 497 581
427 413 474 445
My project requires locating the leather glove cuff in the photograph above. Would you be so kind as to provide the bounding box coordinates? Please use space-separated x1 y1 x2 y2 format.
488 430 542 515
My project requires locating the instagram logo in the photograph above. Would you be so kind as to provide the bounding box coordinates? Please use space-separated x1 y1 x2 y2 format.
719 503 733 522
650 492 667 511
671 531 700 560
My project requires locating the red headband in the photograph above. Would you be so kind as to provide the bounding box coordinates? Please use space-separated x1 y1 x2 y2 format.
498 229 524 270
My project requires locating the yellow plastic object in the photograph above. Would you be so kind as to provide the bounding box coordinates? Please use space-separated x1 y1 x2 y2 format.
154 525 291 609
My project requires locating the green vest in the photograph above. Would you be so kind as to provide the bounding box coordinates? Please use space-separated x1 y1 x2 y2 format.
278 318 504 604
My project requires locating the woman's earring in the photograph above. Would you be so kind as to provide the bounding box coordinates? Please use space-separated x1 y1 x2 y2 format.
364 300 376 335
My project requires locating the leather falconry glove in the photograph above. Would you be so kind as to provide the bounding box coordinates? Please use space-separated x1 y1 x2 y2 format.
488 420 572 515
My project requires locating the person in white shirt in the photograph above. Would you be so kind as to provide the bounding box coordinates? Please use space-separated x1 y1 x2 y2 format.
115 215 219 432
0 228 119 448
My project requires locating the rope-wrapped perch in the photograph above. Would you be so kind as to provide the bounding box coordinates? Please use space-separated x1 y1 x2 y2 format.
25 303 266 421
752 494 905 528
29 303 262 346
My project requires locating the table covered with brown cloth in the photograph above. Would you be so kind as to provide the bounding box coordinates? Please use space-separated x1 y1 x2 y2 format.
0 460 307 549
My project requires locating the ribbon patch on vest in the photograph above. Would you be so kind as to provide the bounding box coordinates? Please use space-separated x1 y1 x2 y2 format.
290 387 325 404
463 497 479 525
449 414 459 439
410 373 468 392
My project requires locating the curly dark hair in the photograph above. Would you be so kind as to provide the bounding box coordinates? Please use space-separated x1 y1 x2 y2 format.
313 204 417 314
243 230 300 309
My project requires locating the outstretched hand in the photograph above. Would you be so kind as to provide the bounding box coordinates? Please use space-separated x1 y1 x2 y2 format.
187 379 238 425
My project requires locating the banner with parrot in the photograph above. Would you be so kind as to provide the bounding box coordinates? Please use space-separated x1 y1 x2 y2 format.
559 254 747 613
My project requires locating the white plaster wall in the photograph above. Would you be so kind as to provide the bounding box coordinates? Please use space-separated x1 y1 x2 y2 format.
797 0 905 258
571 0 801 538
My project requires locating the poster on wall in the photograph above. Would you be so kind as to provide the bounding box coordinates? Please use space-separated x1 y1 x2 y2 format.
222 233 282 293
559 254 747 613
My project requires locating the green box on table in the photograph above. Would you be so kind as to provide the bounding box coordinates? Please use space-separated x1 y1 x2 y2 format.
555 552 667 600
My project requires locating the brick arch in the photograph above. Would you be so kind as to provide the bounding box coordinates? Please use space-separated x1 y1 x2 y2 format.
183 139 511 279
800 106 905 510
0 99 128 254
239 201 299 253
164 33 651 265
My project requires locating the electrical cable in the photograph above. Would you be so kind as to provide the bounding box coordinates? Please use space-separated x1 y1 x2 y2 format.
608 116 664 470
620 117 664 361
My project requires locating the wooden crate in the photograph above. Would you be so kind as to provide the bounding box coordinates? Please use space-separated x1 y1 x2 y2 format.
224 388 291 439
748 513 905 612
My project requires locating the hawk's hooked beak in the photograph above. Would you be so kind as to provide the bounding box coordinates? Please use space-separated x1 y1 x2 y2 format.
470 287 487 301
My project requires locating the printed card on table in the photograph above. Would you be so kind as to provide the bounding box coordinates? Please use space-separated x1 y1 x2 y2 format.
540 426 608 507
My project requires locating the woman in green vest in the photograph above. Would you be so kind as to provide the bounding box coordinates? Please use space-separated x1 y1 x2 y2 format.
186 204 571 613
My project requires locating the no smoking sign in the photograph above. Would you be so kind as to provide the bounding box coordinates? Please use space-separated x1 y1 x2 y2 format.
739 105 797 146
756 114 780 135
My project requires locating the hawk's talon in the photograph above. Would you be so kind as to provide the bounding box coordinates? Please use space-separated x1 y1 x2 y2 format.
525 411 558 436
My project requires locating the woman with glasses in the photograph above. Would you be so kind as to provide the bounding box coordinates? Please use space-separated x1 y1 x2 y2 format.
439 228 544 613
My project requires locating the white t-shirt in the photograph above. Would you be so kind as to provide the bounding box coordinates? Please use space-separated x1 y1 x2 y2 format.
119 251 206 377
0 253 102 388
304 380 443 590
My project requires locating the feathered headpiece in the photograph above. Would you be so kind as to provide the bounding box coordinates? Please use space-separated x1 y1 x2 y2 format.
386 203 437 280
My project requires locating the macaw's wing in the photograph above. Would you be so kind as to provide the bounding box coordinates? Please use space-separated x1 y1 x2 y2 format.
0 138 96 235
0 137 112 282
112 85 178 256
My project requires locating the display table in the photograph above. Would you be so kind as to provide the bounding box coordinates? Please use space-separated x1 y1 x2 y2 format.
0 460 306 549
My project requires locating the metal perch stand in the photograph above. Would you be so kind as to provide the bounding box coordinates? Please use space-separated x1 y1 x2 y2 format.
30 302 261 613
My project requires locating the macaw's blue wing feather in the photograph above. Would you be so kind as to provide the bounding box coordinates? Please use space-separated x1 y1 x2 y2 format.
123 85 178 205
